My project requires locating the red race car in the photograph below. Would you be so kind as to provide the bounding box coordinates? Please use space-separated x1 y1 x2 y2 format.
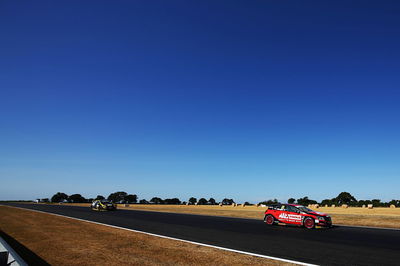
264 204 332 229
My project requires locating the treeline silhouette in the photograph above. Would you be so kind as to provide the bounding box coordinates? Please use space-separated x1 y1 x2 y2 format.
37 191 400 207
39 192 237 205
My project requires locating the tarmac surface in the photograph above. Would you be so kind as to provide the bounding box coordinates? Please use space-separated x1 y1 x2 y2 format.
3 203 400 265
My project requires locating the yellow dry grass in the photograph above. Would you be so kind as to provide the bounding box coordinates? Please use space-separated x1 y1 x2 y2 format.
0 206 290 266
36 203 400 228
117 204 400 229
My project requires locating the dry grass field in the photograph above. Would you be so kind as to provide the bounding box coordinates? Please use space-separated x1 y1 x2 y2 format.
0 206 290 266
117 204 400 229
62 203 400 229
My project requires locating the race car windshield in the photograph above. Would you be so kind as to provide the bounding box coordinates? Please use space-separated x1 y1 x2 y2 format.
297 206 313 212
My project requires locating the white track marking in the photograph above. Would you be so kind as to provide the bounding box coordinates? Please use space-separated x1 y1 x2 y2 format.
1 205 317 266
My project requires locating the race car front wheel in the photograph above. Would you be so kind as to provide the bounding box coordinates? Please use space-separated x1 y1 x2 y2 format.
304 217 315 229
264 215 275 225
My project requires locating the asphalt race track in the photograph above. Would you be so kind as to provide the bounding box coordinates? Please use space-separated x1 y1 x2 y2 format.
2 203 400 265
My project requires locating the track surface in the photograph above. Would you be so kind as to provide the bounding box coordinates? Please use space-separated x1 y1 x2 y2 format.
2 203 400 265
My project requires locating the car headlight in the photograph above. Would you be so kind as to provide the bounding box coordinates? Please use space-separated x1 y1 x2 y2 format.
318 216 325 221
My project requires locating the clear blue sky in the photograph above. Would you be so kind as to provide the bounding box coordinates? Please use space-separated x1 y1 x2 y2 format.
1 1 399 202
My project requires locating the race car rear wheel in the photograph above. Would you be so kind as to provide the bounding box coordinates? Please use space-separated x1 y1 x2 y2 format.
265 215 275 225
304 217 315 229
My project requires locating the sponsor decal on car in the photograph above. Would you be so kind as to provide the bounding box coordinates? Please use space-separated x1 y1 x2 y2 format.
278 213 302 221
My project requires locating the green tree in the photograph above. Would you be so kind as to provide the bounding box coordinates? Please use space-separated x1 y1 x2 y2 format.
259 199 278 205
124 194 138 203
68 194 86 203
357 200 366 207
198 198 208 205
372 199 381 207
150 197 163 204
288 198 296 204
335 192 357 206
208 198 216 205
188 197 197 205
139 199 149 204
51 192 68 203
389 199 400 207
296 196 317 206
164 198 181 204
95 195 105 200
320 199 333 206
222 198 235 205
107 191 128 203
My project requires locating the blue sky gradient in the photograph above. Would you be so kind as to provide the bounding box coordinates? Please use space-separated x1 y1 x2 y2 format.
1 1 400 202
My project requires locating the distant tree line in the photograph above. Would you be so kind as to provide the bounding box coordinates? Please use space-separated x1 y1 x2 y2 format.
273 192 400 207
42 191 399 208
47 191 138 204
148 197 226 205
317 192 400 207
44 192 238 206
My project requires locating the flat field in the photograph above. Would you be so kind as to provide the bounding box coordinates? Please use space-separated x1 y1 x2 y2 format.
0 206 289 265
40 203 400 229
117 204 400 229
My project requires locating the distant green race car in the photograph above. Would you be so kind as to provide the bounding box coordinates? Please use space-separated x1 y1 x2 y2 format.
91 200 117 211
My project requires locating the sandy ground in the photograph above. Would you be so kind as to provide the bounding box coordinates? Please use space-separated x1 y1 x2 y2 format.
0 205 291 266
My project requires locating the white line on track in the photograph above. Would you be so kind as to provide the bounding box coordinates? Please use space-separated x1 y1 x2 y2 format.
1 205 317 266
